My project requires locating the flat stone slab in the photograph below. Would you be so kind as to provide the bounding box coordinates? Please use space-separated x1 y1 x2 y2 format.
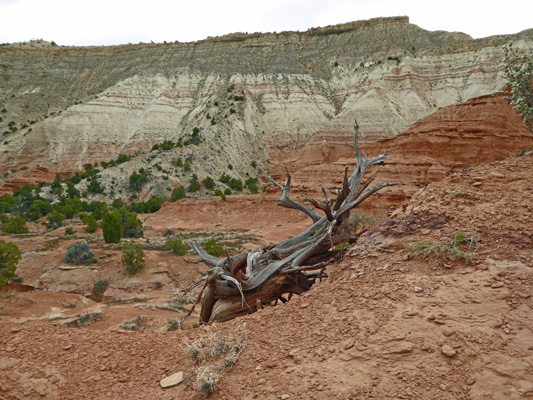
160 371 184 388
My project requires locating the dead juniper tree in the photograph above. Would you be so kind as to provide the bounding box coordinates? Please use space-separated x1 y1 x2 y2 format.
189 121 395 323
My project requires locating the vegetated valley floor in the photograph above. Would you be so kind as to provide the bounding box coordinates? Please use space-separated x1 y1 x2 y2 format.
1 151 533 399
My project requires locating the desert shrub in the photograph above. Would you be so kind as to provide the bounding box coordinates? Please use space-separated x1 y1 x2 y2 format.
184 323 247 397
196 366 219 398
160 140 175 150
93 279 109 296
120 315 147 331
173 157 183 167
130 197 166 214
166 238 188 256
219 173 231 184
65 227 76 235
0 194 15 213
102 210 122 243
188 179 201 192
121 241 145 275
84 215 97 233
66 182 80 199
87 176 104 194
407 232 480 264
171 186 186 202
116 153 131 164
66 312 102 327
167 319 182 331
50 175 63 195
0 240 21 291
204 238 224 257
46 212 66 230
250 160 257 168
502 43 533 132
214 189 226 201
88 201 108 220
2 216 29 234
245 178 258 194
122 211 143 238
30 199 53 218
202 176 215 190
128 169 149 192
224 188 231 196
183 161 191 172
65 241 96 265
228 178 243 191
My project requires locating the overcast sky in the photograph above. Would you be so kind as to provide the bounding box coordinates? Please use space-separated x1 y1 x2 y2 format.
0 0 532 46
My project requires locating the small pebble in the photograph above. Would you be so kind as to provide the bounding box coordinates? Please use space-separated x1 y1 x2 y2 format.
441 345 456 357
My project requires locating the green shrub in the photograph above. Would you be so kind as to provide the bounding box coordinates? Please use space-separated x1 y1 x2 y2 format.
46 212 66 230
188 179 201 192
87 176 104 194
224 188 231 196
183 161 191 172
129 170 149 192
202 176 215 190
214 189 226 201
65 227 76 235
502 43 533 132
84 215 97 233
30 199 53 217
102 210 122 243
171 186 186 202
160 140 175 150
116 153 131 164
0 240 21 291
219 173 230 184
245 178 258 194
122 211 143 238
166 238 189 256
407 232 479 264
66 182 81 199
65 241 96 265
89 201 108 220
228 178 243 191
3 216 29 234
204 238 224 257
93 279 109 296
121 241 145 275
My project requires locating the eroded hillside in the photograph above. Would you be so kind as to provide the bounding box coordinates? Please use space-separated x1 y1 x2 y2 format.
1 17 532 198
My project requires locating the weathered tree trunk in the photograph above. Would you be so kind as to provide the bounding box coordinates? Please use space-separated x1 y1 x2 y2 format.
190 121 395 323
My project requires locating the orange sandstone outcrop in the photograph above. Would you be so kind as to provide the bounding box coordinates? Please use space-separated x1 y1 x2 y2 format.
288 95 533 214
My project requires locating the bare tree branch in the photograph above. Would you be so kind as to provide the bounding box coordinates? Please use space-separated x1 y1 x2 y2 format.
190 120 396 323
263 171 322 222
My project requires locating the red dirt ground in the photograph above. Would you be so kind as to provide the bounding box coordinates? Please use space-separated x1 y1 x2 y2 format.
1 149 532 400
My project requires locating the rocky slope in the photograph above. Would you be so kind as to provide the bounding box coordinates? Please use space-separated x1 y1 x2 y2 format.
287 94 533 214
1 17 532 190
1 149 532 400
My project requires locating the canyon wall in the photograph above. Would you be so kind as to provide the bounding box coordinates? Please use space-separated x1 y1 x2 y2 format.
0 16 532 185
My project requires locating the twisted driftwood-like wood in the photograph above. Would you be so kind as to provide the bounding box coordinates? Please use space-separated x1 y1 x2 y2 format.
190 121 395 323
